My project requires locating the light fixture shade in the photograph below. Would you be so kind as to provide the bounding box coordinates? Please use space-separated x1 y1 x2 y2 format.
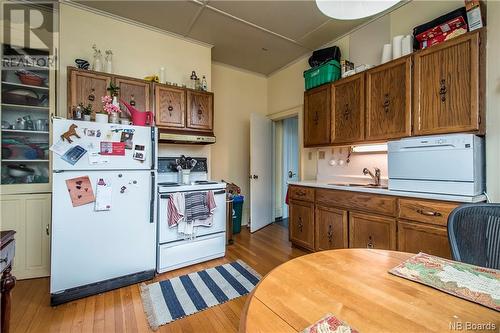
352 143 388 153
316 0 400 20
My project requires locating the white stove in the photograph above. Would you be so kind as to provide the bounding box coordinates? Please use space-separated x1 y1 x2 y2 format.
156 157 227 273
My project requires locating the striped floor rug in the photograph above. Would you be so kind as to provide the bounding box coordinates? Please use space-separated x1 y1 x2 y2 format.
140 260 261 330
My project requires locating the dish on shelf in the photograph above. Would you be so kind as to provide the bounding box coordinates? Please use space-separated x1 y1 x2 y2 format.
7 164 35 177
1 121 10 129
15 70 47 87
2 88 43 106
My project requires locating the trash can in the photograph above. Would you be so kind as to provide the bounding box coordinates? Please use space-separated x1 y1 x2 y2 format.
226 199 233 244
232 195 244 234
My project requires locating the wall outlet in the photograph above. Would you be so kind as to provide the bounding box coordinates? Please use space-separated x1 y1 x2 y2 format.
318 151 325 160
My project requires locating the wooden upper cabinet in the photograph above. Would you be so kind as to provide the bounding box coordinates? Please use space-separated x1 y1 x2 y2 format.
187 90 214 131
331 73 365 144
304 85 331 147
68 67 112 119
413 31 483 135
115 76 151 112
365 56 411 141
155 84 186 129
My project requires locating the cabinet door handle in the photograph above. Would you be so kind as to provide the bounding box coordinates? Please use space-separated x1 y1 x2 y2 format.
343 103 350 120
298 217 303 232
383 93 390 113
88 88 95 102
313 112 319 125
327 224 333 242
198 104 203 120
367 236 374 249
439 79 447 102
46 224 50 236
416 209 442 217
296 190 306 196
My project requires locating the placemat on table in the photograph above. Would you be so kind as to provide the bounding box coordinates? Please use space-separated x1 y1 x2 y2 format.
301 313 359 333
389 252 500 311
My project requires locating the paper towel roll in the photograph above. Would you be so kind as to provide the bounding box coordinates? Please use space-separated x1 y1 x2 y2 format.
392 35 404 59
402 35 413 56
381 44 392 64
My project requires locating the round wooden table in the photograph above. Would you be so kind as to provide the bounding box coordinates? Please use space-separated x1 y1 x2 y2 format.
240 249 499 333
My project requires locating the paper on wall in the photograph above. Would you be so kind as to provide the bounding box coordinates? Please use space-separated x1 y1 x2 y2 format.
95 178 112 211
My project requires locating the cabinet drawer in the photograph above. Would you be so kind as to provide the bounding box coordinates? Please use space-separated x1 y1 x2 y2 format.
397 220 451 258
289 186 315 202
157 233 225 273
289 200 314 251
399 199 458 227
316 189 397 216
0 240 15 272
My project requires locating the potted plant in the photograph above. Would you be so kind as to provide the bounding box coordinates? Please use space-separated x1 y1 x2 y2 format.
81 103 93 121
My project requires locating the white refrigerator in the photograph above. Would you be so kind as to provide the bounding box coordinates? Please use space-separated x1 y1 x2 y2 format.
50 118 157 305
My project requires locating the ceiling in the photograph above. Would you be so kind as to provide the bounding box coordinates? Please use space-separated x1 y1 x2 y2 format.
74 0 373 75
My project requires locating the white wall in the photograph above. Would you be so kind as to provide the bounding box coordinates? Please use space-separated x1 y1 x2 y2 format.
485 1 500 201
58 3 212 117
211 63 268 225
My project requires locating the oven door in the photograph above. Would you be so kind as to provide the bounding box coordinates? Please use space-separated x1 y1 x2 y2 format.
158 189 226 244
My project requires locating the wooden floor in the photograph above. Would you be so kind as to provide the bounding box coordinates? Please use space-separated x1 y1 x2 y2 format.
11 224 308 333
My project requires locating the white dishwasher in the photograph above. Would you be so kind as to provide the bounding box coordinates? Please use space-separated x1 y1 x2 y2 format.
388 134 485 196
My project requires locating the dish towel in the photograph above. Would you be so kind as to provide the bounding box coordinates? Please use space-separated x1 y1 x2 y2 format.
194 190 217 227
185 192 210 222
167 192 184 227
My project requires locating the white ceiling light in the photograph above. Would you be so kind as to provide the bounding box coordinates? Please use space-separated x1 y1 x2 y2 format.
316 0 400 20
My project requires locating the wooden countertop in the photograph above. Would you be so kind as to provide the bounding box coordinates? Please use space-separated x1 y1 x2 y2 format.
240 249 499 333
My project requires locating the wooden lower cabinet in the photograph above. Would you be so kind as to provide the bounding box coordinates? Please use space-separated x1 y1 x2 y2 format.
349 212 397 250
289 200 315 251
397 220 451 258
315 206 348 251
0 193 51 279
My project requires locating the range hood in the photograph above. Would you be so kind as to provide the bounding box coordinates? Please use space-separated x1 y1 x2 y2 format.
158 132 216 144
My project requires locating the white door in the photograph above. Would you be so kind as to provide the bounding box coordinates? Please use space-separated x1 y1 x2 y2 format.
51 170 156 293
250 113 273 232
282 117 299 219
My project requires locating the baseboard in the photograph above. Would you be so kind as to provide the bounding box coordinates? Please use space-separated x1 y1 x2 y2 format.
50 269 155 306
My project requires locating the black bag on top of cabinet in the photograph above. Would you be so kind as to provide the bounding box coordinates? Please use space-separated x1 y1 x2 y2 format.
412 7 468 50
308 46 341 68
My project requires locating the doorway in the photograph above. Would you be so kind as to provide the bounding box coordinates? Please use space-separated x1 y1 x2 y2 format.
273 116 299 224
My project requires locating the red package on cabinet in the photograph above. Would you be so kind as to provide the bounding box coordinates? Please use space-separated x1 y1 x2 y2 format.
100 142 126 156
415 16 468 49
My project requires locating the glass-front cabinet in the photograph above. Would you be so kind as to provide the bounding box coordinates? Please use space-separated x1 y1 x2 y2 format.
1 3 56 194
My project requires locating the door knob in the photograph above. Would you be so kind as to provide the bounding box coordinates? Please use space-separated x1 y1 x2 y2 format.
288 171 296 178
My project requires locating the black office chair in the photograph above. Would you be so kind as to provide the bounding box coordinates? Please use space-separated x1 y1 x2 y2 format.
447 203 500 269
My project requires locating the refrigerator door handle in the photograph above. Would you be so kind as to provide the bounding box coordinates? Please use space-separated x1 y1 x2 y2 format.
150 172 155 224
151 127 156 170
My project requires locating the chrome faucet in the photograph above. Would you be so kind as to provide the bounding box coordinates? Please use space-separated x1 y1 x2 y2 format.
363 167 381 186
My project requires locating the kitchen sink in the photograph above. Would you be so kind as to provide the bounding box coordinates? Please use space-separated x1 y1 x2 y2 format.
328 183 389 189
